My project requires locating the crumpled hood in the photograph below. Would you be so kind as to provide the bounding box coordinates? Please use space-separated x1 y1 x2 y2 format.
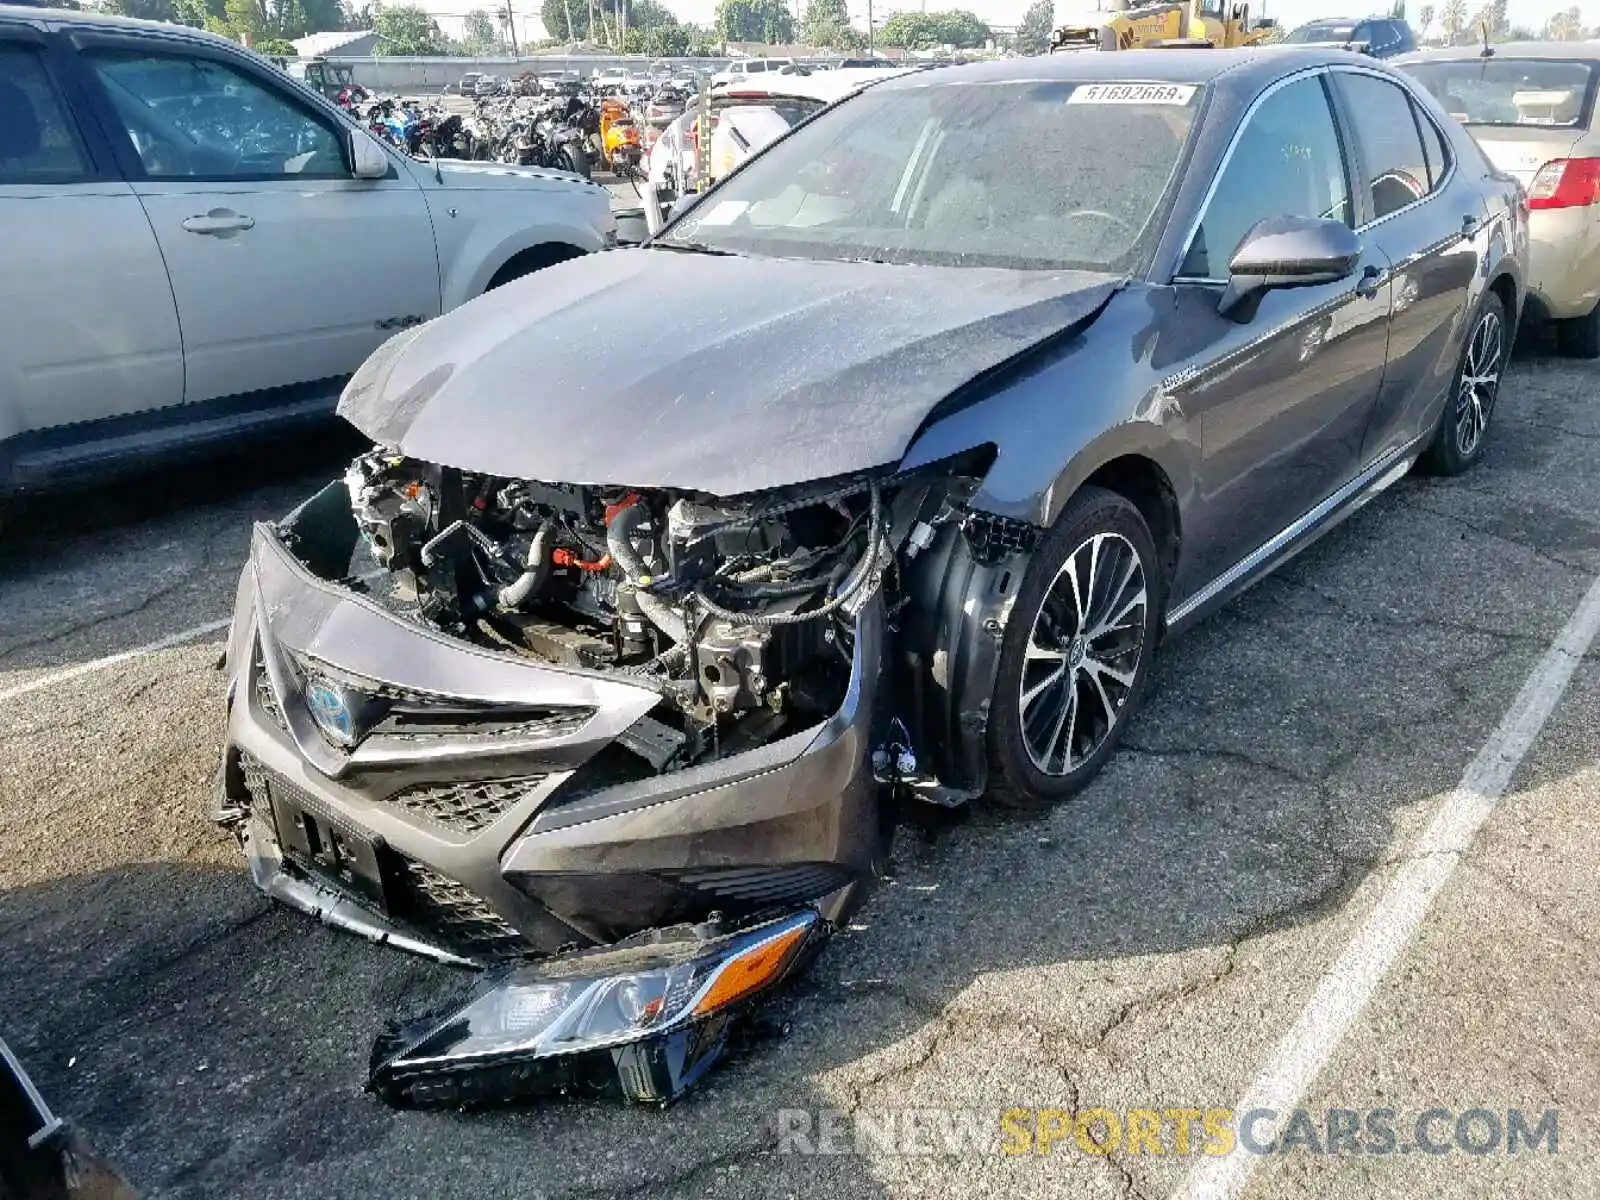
338 249 1121 495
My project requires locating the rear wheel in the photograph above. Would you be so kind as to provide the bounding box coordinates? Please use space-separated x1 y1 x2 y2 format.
986 487 1163 810
1419 291 1507 475
1556 300 1600 359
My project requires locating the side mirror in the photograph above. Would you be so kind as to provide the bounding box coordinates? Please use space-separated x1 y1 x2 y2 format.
1218 215 1361 319
350 130 390 179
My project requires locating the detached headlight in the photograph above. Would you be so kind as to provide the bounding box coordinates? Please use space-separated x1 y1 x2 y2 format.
368 909 820 1107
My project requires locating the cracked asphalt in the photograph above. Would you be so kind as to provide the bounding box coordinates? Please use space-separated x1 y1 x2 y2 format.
1 346 1597 1200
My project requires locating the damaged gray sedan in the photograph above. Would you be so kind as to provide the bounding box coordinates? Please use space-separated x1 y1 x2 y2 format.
216 49 1525 1105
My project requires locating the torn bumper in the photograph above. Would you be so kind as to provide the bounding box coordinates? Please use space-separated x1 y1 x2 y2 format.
216 484 886 967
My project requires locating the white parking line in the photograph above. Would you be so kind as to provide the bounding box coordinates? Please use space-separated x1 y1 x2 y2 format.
0 617 231 705
1174 568 1600 1200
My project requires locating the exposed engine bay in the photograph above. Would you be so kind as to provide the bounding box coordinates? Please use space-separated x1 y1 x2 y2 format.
340 449 926 779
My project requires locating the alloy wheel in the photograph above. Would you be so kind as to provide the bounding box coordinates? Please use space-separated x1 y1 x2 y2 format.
1455 307 1504 458
1018 532 1148 776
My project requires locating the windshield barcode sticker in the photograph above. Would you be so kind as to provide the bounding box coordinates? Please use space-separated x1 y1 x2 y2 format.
1067 83 1197 105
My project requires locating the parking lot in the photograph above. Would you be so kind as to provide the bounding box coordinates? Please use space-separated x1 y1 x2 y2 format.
0 330 1594 1199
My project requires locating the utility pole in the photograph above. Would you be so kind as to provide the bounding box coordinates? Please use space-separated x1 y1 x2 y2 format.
867 0 874 50
503 2 519 55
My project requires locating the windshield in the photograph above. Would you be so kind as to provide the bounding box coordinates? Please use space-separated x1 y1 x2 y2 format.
661 79 1201 271
1405 59 1598 128
1287 22 1358 41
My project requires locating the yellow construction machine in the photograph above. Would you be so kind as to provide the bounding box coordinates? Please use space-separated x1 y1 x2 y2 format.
1049 0 1276 52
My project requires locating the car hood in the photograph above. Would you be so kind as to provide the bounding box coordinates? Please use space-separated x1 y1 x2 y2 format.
338 249 1122 495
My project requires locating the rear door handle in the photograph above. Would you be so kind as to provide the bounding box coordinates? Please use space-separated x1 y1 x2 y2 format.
180 210 255 235
1355 265 1388 300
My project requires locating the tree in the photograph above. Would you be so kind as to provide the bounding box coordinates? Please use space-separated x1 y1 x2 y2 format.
254 34 298 52
374 3 448 52
461 8 503 51
1388 0 1403 17
1440 0 1465 42
1416 3 1433 36
96 0 179 19
802 0 862 46
714 0 796 43
878 8 988 48
1544 4 1584 37
1014 0 1055 54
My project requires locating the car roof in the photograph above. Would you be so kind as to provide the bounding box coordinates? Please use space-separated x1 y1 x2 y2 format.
0 3 243 48
874 45 1377 93
1396 41 1600 63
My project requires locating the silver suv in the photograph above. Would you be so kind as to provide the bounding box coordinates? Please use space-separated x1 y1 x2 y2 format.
0 6 614 496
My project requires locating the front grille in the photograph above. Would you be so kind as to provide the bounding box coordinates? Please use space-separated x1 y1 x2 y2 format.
238 750 279 820
369 707 593 743
656 864 852 907
388 777 545 835
387 856 530 962
238 751 530 962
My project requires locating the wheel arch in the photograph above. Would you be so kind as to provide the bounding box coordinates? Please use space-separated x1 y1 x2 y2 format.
484 242 588 292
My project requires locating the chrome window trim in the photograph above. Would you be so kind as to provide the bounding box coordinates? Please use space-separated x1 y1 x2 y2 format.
1166 433 1426 627
1333 64 1458 234
1171 65 1340 286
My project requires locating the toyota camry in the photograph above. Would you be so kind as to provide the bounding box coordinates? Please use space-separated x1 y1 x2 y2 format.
215 48 1526 1105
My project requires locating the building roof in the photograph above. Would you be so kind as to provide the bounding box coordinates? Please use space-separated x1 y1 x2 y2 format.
291 28 374 58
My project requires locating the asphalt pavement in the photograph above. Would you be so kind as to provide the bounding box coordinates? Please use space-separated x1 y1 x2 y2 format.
0 341 1596 1200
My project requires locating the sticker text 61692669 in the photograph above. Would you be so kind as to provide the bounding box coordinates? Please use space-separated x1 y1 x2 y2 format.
1067 83 1198 106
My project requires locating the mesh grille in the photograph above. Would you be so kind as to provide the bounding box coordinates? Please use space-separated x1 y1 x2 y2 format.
387 777 544 835
388 857 530 962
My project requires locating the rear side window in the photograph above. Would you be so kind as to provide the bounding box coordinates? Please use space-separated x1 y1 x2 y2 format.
1337 73 1433 219
0 44 92 184
1416 103 1452 189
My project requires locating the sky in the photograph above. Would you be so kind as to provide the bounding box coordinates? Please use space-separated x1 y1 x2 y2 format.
419 0 1592 46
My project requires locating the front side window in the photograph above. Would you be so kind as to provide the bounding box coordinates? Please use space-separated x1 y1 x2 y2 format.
0 44 92 185
1404 59 1597 128
1337 73 1432 219
665 79 1202 272
86 49 348 179
1180 75 1351 279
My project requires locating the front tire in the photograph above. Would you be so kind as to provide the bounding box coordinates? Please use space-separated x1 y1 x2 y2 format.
986 487 1163 810
1419 291 1507 475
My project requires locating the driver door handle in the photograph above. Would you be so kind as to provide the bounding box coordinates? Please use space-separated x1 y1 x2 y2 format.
181 210 255 235
1354 264 1388 300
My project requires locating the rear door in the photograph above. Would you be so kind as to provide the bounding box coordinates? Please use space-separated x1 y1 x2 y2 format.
1327 68 1485 462
0 27 181 449
70 34 439 409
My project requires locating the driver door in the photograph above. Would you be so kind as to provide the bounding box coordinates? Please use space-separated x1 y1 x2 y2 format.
71 38 438 407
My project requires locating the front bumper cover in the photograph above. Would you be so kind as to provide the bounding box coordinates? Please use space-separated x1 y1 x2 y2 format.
216 482 887 1099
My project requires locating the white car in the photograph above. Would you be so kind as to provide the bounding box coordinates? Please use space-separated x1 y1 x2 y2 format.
710 57 797 89
649 69 914 197
0 7 615 495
